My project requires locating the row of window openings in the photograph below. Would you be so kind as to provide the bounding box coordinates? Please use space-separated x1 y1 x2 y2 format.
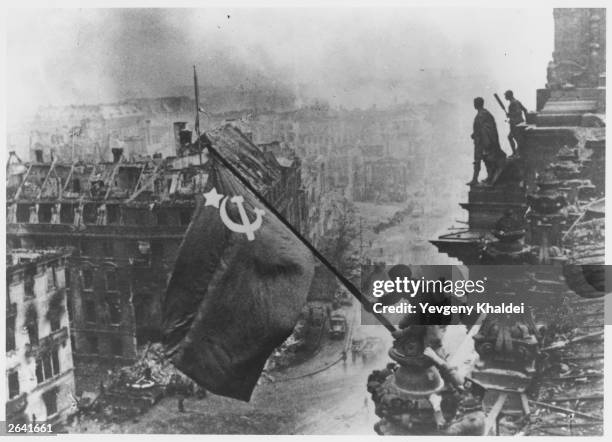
83 334 123 356
83 298 122 325
79 240 164 258
5 314 62 352
13 204 193 226
81 269 118 291
7 350 61 404
24 266 59 298
12 238 165 262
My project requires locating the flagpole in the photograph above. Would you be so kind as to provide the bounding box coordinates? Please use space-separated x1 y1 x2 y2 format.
194 65 202 165
205 143 397 333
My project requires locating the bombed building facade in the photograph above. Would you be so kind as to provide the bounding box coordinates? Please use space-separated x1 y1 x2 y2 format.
5 249 76 426
9 97 198 166
6 123 307 363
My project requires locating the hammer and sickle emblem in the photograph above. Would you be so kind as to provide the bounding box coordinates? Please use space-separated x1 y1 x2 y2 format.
219 195 265 241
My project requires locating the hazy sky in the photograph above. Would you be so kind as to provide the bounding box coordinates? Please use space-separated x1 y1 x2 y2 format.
6 8 553 123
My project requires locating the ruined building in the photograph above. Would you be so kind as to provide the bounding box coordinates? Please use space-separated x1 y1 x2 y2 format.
6 123 307 362
16 97 197 165
6 249 76 425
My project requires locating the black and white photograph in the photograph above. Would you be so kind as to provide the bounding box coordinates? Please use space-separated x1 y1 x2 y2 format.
2 2 608 438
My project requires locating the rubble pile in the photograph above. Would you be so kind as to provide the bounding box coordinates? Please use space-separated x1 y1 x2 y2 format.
266 306 335 373
265 319 308 371
107 343 198 392
78 344 206 423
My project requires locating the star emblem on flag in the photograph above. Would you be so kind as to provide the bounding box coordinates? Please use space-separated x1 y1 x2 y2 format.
203 188 223 208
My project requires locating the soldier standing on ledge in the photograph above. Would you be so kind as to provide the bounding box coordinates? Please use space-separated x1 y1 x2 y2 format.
468 97 505 186
504 90 528 157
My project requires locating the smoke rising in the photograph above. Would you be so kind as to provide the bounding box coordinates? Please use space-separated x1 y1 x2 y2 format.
7 8 553 125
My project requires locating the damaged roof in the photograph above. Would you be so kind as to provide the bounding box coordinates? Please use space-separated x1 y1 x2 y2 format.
6 124 289 205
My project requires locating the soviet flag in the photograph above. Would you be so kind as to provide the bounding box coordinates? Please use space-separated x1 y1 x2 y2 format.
162 156 315 401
